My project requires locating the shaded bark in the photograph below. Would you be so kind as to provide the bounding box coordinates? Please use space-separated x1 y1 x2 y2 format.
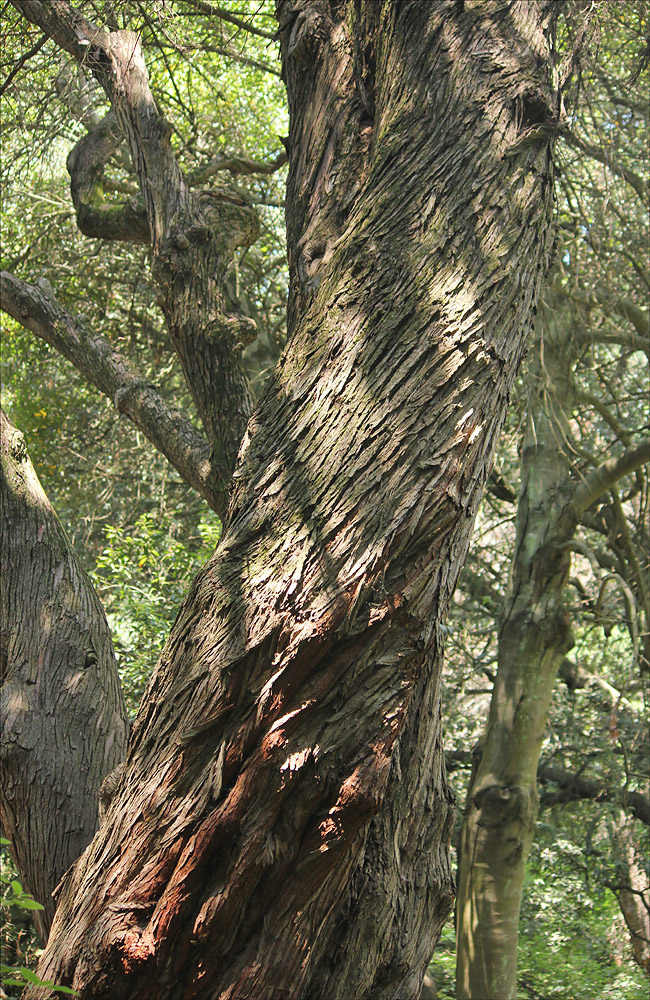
25 2 567 997
0 410 129 940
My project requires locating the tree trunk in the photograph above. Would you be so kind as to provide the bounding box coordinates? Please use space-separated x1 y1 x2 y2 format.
0 410 129 940
27 1 565 997
611 813 650 976
455 310 577 999
455 300 650 998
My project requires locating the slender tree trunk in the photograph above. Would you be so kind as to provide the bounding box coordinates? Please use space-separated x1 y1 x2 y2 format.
611 813 650 976
455 301 650 998
0 410 129 940
455 312 578 999
27 2 567 997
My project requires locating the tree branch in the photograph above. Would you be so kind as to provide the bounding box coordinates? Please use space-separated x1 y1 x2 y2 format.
66 109 150 242
180 0 277 41
0 29 47 96
562 128 649 205
12 0 258 482
192 42 281 77
567 287 650 341
188 150 288 187
0 270 225 514
537 763 650 827
446 751 650 826
571 439 650 516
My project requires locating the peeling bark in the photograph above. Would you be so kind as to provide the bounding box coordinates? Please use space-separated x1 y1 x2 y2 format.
0 410 129 940
23 2 570 997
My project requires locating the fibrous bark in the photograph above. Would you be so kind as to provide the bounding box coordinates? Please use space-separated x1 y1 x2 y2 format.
0 410 129 940
24 1 568 996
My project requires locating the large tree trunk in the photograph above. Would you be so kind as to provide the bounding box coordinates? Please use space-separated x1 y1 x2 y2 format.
0 409 129 940
27 1 566 997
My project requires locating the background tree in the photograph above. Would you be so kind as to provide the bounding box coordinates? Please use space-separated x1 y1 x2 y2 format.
0 1 581 997
426 6 649 996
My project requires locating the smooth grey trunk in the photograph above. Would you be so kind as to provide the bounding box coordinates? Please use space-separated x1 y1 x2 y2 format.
0 409 129 939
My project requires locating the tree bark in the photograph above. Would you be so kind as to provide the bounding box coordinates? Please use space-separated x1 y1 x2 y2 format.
455 303 649 999
0 410 129 940
24 1 567 996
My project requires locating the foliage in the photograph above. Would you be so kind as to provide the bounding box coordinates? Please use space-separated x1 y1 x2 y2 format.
0 840 77 998
91 509 221 715
428 832 648 1000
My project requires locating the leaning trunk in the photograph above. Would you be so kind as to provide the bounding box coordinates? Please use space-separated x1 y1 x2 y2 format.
0 410 128 939
30 2 564 997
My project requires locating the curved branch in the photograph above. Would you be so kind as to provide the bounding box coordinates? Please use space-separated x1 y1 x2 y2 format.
12 0 258 481
571 439 650 516
538 763 650 827
0 270 226 514
67 109 150 242
446 752 650 827
188 150 288 187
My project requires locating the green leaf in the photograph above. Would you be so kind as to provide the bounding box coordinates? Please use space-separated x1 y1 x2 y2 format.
10 879 23 894
20 967 43 983
16 897 45 910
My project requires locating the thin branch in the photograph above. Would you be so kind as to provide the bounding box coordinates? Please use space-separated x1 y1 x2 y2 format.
180 0 277 41
188 150 287 186
562 128 649 205
0 30 47 96
0 270 225 514
571 439 650 516
576 392 633 447
193 42 281 76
